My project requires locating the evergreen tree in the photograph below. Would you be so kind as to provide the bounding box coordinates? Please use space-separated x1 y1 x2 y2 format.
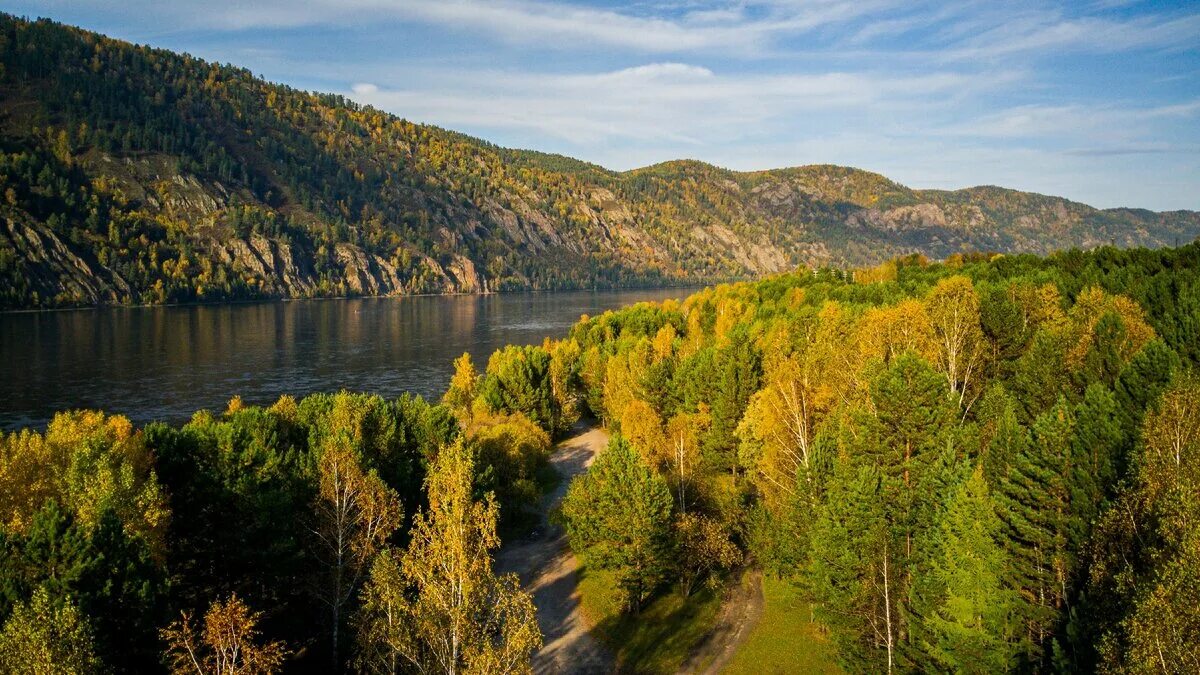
559 435 674 611
1069 384 1124 532
993 398 1075 661
703 325 761 472
808 460 899 673
1112 338 1179 446
925 468 1021 673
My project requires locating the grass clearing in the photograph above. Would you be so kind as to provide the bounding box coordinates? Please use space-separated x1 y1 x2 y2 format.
722 575 841 674
577 567 723 674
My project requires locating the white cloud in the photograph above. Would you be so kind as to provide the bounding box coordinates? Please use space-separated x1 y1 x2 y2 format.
351 82 379 94
343 60 1014 147
941 100 1200 140
948 10 1200 59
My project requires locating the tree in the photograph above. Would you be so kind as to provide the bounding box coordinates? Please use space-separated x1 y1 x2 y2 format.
560 435 674 611
925 468 1021 673
1069 384 1124 531
442 353 479 415
927 276 987 410
478 345 566 437
976 384 1031 488
355 441 540 674
1089 374 1200 673
1112 338 1179 447
1138 371 1200 502
704 324 761 472
0 500 167 671
674 513 740 597
993 398 1075 656
311 434 403 666
858 298 936 366
808 461 898 673
470 411 551 529
1120 527 1200 674
0 587 98 674
664 407 709 513
737 347 833 514
161 594 289 675
547 338 582 431
0 410 168 552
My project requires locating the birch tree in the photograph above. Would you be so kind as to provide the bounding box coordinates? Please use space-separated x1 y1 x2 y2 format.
355 441 540 675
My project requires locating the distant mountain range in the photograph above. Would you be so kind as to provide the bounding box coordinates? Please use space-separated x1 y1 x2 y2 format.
1 14 1197 308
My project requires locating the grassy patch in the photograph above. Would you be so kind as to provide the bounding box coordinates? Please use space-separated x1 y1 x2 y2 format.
578 567 724 674
722 575 841 675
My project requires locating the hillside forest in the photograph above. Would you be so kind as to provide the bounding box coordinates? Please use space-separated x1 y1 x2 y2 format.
1 242 1198 673
2 14 1199 309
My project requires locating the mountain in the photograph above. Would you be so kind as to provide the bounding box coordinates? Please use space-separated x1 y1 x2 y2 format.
1 15 1197 309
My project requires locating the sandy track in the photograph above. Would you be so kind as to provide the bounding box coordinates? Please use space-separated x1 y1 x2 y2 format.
679 568 765 675
496 424 614 675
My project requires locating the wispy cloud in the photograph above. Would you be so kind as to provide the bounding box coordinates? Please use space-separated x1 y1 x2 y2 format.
344 61 1012 146
942 100 1200 140
949 10 1200 59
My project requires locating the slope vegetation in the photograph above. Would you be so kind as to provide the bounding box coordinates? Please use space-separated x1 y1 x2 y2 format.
1 15 1197 308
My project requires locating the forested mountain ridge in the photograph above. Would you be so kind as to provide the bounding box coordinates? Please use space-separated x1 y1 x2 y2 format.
2 15 1198 309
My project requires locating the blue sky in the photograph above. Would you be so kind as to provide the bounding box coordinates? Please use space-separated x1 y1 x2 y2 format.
9 1 1200 210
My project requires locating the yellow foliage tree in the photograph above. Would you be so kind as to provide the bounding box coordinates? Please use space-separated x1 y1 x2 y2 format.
161 594 288 675
355 442 541 674
0 410 168 552
926 276 987 409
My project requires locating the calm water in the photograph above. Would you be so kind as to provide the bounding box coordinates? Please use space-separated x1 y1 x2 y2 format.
0 288 695 430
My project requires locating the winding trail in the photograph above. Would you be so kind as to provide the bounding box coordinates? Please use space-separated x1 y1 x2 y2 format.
496 424 614 675
679 568 765 675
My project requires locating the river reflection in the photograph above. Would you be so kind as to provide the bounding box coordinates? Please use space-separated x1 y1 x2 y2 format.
0 288 696 429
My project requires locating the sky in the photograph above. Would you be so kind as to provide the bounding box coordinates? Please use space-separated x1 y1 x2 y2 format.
9 1 1200 210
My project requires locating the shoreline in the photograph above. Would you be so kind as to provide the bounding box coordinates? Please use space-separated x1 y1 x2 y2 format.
0 278 734 315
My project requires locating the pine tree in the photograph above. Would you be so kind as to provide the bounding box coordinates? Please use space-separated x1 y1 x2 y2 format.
808 460 899 673
1069 384 1124 534
993 397 1075 659
704 324 761 472
559 435 674 611
977 384 1032 489
925 468 1021 673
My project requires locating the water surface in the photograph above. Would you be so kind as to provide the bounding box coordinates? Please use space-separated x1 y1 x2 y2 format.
0 289 694 430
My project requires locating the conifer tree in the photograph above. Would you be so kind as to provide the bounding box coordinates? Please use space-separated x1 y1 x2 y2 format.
925 468 1021 673
808 460 899 673
559 435 674 611
993 398 1075 658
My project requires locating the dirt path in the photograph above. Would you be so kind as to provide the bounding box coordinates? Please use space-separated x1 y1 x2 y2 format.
678 568 765 675
496 424 614 675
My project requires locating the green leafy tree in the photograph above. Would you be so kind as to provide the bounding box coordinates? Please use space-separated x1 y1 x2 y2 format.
560 435 674 611
0 587 99 674
478 345 567 437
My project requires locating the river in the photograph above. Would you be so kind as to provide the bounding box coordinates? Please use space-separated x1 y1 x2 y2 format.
0 288 695 430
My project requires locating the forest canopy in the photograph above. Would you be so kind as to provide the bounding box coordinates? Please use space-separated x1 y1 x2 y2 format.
0 242 1199 672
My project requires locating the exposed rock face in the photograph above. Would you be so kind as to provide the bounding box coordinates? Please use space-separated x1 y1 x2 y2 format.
1 16 1198 309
